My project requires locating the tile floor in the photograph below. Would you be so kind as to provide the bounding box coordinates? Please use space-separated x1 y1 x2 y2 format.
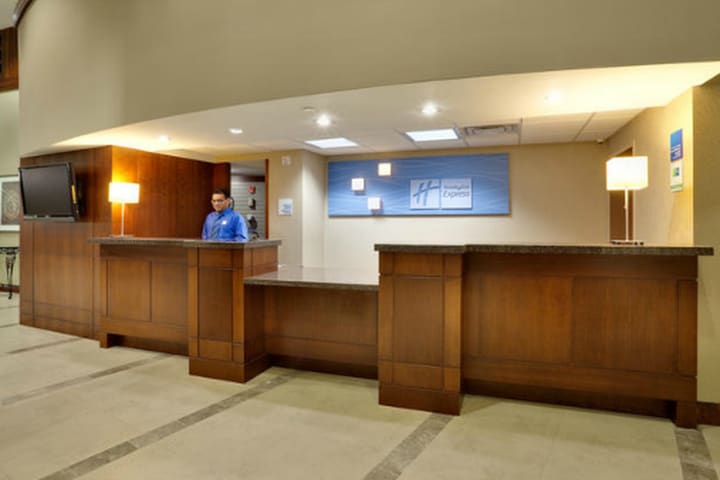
0 296 718 480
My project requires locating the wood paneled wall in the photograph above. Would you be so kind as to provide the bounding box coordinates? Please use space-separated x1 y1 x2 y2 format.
110 146 228 238
20 146 230 339
0 27 19 92
20 147 112 336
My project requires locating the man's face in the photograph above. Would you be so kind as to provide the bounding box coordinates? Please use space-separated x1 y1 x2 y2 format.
211 194 228 212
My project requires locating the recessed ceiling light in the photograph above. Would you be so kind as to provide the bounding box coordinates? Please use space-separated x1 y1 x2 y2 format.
405 128 459 142
228 128 243 135
302 106 316 113
316 114 332 127
422 103 438 116
304 137 358 149
544 90 563 103
158 135 171 143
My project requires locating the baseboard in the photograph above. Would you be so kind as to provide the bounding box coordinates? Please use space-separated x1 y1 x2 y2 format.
698 401 720 426
464 379 674 419
270 355 378 380
106 334 188 356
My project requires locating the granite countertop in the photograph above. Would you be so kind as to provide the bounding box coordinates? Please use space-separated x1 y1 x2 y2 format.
88 237 281 249
245 265 379 291
375 242 713 256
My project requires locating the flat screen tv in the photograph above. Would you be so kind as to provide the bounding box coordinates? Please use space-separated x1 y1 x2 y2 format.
19 163 80 221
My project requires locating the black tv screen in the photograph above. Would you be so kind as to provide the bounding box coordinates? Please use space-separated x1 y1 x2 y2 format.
19 163 79 220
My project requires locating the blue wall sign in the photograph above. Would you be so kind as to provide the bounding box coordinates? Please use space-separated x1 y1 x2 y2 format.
670 129 683 161
328 154 509 216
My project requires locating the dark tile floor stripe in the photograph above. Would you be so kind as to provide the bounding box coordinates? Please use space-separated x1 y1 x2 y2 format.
364 413 452 480
1 354 168 407
38 372 296 480
5 337 82 354
676 428 719 480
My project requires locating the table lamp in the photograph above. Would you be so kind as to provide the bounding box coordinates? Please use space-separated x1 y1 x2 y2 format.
108 182 140 236
606 156 648 245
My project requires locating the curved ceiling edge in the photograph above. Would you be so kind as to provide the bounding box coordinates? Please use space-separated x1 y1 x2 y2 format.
12 0 32 27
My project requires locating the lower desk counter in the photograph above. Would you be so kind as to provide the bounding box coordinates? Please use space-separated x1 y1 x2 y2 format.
244 266 379 377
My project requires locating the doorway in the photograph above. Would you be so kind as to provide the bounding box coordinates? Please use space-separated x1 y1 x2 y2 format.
230 159 268 240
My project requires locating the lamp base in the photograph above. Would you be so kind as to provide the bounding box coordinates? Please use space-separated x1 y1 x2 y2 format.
611 239 644 246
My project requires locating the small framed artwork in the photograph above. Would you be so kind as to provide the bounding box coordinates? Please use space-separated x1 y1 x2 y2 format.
0 176 21 231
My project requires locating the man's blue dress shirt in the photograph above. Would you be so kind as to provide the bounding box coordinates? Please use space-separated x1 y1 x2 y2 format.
202 208 248 241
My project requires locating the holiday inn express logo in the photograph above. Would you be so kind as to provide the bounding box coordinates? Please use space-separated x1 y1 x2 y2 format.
410 179 441 208
410 178 472 210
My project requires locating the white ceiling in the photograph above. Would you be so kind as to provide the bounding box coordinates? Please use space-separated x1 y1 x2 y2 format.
50 61 720 163
0 0 15 29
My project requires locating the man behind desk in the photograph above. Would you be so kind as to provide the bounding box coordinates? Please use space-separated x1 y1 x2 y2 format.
202 188 248 241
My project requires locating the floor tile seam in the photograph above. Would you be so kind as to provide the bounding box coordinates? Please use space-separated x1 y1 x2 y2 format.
676 428 720 480
362 412 453 480
37 372 298 480
3 337 83 355
0 354 169 407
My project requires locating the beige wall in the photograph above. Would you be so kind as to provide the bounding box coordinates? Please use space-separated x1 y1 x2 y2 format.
607 90 694 244
19 0 126 155
301 151 326 268
0 90 18 172
325 143 609 269
18 0 720 155
222 150 314 267
0 90 19 283
230 143 609 271
693 79 720 402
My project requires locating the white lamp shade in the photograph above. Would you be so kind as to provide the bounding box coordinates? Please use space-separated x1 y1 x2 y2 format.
606 156 648 191
109 182 140 203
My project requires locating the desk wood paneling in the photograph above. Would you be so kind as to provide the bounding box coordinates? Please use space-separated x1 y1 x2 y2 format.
461 251 700 427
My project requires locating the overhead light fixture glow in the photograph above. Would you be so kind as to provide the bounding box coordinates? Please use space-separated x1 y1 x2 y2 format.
316 114 332 127
158 135 171 143
228 128 243 135
405 128 459 142
422 103 439 116
305 137 358 149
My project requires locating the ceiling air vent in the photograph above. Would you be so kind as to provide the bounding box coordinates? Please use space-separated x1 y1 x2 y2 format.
462 124 519 137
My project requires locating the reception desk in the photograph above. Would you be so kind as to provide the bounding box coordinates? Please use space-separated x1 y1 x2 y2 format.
375 243 712 427
90 237 280 382
91 238 712 427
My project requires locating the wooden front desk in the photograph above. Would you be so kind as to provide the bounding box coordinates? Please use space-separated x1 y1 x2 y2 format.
91 237 279 382
92 238 712 427
375 243 712 427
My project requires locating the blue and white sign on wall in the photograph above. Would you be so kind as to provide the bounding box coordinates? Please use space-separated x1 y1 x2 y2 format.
670 128 683 192
670 129 683 161
328 154 509 216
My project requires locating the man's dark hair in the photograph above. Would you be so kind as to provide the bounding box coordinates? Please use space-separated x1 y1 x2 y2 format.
212 188 230 198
